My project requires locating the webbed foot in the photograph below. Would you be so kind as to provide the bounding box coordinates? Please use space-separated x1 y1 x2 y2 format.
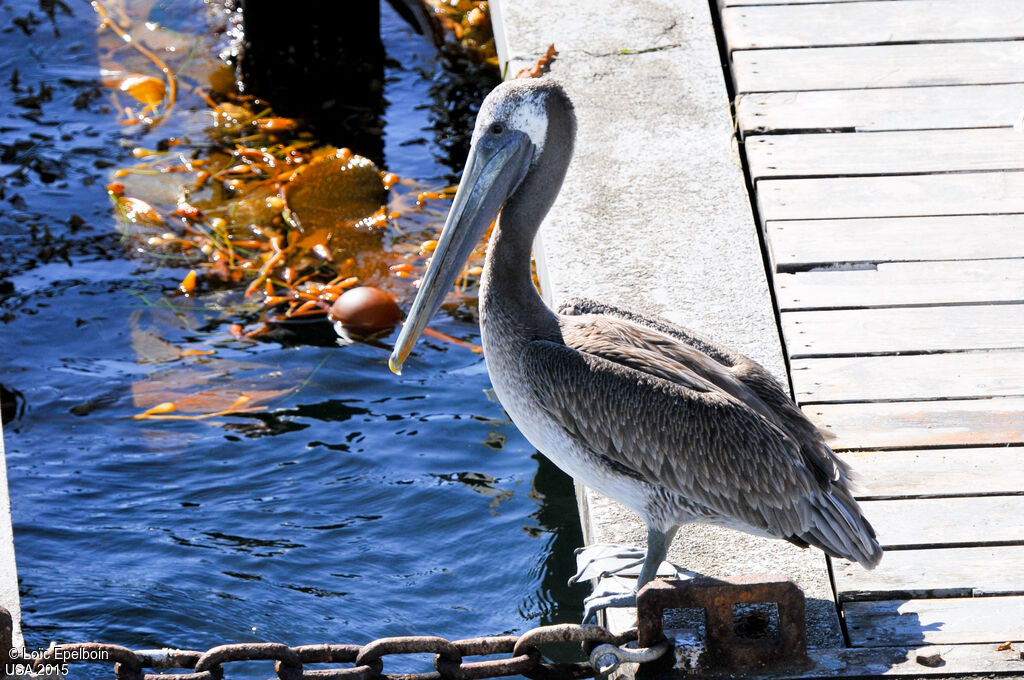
568 543 646 585
581 577 638 624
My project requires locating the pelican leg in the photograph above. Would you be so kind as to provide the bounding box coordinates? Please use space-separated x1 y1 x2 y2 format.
580 526 679 623
637 525 678 588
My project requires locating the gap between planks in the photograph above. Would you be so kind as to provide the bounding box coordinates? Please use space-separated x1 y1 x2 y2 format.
736 84 1024 136
834 545 1024 602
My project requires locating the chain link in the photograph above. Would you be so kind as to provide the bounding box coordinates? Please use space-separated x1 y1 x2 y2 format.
23 624 668 680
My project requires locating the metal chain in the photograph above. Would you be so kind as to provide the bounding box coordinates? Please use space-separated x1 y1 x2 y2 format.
25 624 669 680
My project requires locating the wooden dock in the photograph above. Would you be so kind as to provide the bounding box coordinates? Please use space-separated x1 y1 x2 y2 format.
719 0 1024 664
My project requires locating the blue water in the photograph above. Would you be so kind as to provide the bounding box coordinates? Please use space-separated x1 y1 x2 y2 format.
0 0 583 673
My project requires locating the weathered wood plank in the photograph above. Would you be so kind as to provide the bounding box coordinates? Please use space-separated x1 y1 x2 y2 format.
805 398 1024 450
759 172 1024 221
732 42 1024 93
845 596 1024 646
791 351 1024 403
841 447 1024 498
723 0 1024 51
776 260 1024 310
766 216 1024 271
736 84 1024 136
782 306 1024 357
749 643 1024 677
835 546 1024 601
746 128 1024 180
722 0 931 6
863 496 1024 549
652 642 1024 676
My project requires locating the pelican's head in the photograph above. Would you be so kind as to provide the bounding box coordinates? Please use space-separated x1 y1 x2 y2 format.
389 79 574 374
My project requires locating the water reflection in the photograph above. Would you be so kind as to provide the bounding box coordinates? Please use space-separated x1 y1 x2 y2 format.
524 454 589 626
0 0 583 666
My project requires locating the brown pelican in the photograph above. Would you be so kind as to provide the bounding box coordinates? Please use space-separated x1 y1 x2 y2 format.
390 78 882 618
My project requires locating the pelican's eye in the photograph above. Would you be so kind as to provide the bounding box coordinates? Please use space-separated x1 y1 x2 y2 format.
488 122 505 135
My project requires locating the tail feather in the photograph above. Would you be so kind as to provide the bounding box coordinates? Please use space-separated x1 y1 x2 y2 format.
800 491 882 569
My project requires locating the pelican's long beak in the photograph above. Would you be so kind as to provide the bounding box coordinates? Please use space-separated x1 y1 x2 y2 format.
389 132 533 374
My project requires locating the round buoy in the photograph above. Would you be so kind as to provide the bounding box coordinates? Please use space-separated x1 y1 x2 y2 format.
329 286 402 334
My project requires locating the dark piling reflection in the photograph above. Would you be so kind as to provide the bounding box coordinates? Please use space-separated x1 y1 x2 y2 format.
234 0 498 172
528 453 587 625
237 0 386 160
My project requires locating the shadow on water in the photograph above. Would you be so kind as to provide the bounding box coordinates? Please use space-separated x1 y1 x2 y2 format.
0 0 583 672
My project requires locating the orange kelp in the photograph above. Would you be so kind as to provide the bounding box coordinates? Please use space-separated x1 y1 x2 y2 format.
88 0 496 420
97 0 497 343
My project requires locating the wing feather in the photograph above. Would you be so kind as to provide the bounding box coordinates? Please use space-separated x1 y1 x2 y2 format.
559 297 851 487
522 307 882 568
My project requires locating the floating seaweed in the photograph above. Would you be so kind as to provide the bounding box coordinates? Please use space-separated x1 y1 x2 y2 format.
103 5 495 321
90 0 497 419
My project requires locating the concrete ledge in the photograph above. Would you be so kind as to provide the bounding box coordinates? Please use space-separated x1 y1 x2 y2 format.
493 0 842 647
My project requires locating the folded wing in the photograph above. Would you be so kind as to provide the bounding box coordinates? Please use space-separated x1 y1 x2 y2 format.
523 300 881 568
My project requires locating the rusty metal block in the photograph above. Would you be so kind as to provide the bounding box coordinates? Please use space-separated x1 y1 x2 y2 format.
636 576 809 675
